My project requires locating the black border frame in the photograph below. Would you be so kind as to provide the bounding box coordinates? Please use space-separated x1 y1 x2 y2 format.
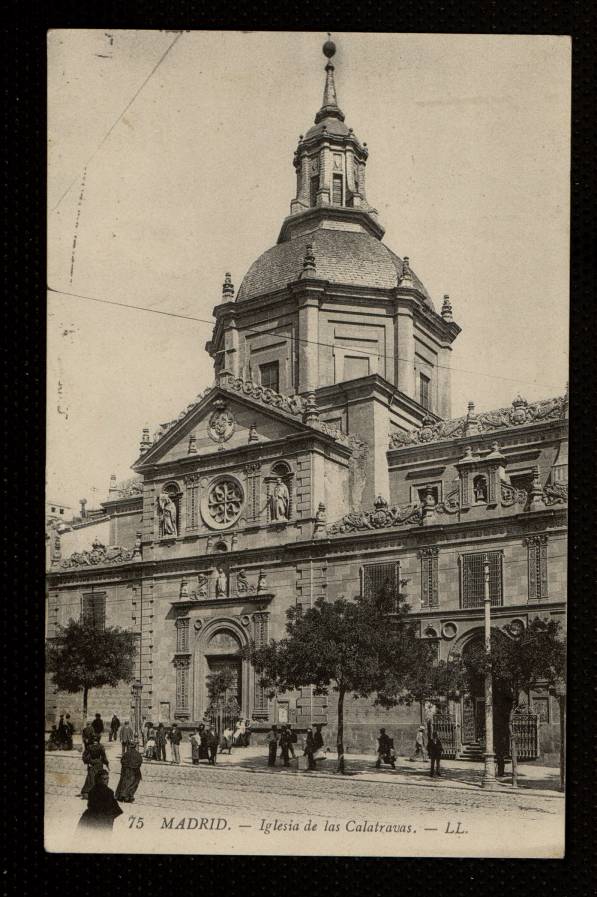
5 4 596 894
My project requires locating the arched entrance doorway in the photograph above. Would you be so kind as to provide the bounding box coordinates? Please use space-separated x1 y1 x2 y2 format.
193 619 251 725
460 633 512 756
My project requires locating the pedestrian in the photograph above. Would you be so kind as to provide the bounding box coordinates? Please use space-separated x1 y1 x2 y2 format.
47 725 60 751
266 725 278 767
115 740 143 802
375 727 396 769
82 719 95 750
304 727 316 771
64 714 74 750
190 729 201 765
155 723 167 762
78 769 123 833
168 723 182 764
233 718 245 747
144 728 156 761
221 725 233 754
80 736 109 799
198 724 209 761
413 725 427 761
286 725 297 759
243 719 252 747
57 714 68 749
207 727 219 765
143 719 153 749
119 719 135 756
428 731 443 777
279 726 292 767
109 714 120 742
92 713 104 741
313 724 324 753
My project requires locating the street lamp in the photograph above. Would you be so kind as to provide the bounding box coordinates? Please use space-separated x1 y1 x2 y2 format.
131 680 143 741
482 556 497 789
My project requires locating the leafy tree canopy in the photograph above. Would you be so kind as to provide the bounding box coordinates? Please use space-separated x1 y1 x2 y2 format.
46 619 137 698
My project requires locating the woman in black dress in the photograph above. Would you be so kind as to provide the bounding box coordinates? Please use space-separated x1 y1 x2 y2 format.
78 770 123 832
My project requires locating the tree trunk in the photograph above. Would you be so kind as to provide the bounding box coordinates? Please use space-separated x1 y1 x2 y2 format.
509 704 518 788
83 685 89 721
336 688 345 774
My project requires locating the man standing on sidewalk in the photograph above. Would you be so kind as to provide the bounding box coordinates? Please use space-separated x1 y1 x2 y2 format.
119 719 134 757
279 726 291 767
109 714 120 742
428 732 443 777
169 723 182 764
266 725 278 767
155 723 167 762
92 713 105 742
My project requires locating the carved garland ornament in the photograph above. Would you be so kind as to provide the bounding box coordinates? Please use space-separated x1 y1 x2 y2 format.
60 541 136 568
328 496 423 534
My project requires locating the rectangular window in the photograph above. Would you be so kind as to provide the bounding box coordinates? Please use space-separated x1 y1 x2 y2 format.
419 373 431 409
310 176 319 207
530 696 550 723
343 355 369 381
82 592 106 631
419 547 439 607
526 535 548 599
332 174 343 205
361 562 400 603
259 361 279 392
461 551 503 609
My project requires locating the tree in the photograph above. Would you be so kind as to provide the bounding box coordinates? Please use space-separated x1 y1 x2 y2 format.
248 588 435 773
46 619 138 719
204 669 240 733
463 617 566 783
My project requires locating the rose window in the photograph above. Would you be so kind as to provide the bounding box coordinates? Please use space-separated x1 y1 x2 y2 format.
205 478 244 528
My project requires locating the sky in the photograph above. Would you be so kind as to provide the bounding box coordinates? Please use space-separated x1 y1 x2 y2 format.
47 30 570 512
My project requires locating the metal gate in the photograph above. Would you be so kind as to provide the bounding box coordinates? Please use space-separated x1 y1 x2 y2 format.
203 707 239 735
511 711 540 760
433 714 457 759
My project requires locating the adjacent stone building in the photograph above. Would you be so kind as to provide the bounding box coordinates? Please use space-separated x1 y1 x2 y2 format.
46 39 567 762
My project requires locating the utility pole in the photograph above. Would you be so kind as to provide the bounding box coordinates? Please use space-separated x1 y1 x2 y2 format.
482 555 497 789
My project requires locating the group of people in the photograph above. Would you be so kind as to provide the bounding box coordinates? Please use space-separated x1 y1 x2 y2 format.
266 723 325 770
376 725 444 777
47 713 75 751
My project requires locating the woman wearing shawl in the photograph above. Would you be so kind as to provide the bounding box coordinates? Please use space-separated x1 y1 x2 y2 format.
80 736 109 798
78 769 123 832
115 740 143 802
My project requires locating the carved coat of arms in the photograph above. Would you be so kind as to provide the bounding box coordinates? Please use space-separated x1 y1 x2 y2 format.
208 402 235 444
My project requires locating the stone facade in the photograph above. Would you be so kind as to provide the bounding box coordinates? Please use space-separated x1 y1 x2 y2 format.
46 39 567 761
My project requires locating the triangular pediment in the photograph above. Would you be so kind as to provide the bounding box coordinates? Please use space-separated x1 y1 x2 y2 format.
132 386 324 470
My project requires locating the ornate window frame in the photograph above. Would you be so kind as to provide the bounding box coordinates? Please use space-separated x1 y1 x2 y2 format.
418 547 439 608
200 474 245 531
524 534 549 600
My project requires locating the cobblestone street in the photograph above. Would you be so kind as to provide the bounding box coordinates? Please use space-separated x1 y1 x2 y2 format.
45 746 564 857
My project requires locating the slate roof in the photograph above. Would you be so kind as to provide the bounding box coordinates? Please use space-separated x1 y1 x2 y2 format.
236 228 433 307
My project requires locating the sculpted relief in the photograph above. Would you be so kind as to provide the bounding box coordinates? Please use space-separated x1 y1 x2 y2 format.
156 489 178 537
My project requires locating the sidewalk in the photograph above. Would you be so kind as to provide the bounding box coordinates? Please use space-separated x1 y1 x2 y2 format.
50 736 563 797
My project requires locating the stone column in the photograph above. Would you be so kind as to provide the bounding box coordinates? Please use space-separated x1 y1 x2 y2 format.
317 144 331 205
298 295 319 394
395 302 416 399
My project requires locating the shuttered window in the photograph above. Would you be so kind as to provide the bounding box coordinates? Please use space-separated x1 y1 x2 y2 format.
461 551 503 608
82 592 106 631
361 562 400 601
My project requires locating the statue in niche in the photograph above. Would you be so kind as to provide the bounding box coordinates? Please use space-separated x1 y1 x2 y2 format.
197 573 208 598
156 490 178 537
236 569 249 593
473 475 488 504
257 570 267 593
270 477 290 521
215 566 228 598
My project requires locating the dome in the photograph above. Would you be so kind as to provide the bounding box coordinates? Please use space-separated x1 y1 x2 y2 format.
236 228 434 307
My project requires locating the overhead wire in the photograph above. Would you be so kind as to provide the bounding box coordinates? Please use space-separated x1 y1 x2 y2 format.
47 285 566 393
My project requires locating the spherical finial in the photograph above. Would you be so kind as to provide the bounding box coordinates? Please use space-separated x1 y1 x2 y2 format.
323 35 336 59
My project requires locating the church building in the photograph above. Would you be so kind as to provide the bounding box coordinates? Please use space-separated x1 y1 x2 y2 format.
46 38 567 763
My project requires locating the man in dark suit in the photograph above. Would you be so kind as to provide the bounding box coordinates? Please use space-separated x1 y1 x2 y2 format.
428 732 443 777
